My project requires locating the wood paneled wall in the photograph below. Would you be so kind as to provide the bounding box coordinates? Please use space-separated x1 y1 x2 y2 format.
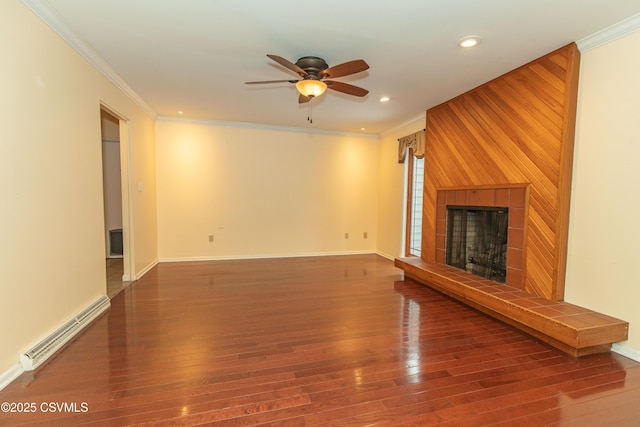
422 43 580 301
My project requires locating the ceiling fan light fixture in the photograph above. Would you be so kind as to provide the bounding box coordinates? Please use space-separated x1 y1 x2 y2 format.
296 79 327 98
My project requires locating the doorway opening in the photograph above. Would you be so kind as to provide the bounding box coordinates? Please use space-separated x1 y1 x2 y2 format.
100 107 132 298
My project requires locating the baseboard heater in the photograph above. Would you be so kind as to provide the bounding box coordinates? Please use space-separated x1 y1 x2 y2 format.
19 296 110 371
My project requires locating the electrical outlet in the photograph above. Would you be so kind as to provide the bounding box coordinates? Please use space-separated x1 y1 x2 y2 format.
364 232 368 239
345 233 349 239
208 235 214 242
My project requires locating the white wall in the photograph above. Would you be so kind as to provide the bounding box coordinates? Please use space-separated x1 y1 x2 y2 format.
566 28 640 357
156 120 379 260
376 116 426 259
0 0 157 376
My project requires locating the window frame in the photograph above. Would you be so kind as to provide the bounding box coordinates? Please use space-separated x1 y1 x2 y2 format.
404 148 424 257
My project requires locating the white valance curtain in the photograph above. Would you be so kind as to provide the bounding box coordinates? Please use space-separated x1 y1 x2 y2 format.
398 129 425 163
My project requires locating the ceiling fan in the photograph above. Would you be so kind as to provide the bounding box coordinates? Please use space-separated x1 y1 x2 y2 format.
245 54 369 103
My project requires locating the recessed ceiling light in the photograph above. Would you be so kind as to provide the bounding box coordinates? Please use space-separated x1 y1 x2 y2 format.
380 96 390 102
458 36 482 48
177 110 184 115
360 127 366 131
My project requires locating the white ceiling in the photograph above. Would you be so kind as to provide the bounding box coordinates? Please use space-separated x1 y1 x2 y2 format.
25 0 640 135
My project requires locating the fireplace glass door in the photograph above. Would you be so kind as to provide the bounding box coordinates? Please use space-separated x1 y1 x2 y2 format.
445 206 508 283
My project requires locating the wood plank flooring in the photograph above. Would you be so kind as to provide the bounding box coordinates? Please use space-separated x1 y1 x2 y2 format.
1 254 639 426
106 258 131 299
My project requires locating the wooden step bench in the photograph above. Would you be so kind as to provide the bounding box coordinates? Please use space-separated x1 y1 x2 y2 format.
395 257 628 357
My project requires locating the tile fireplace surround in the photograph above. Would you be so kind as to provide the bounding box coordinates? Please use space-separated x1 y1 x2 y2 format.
435 187 526 289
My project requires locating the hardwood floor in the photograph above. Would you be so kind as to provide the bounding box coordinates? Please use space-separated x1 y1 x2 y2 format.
1 254 639 426
106 258 131 299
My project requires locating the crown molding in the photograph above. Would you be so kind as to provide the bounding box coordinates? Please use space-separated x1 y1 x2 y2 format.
20 0 157 119
155 116 380 139
379 113 426 138
577 12 640 52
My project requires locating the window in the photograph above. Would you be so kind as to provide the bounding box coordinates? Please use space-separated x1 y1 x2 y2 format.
405 150 424 256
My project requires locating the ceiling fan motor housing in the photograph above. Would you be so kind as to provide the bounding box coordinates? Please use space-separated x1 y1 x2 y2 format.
295 56 329 79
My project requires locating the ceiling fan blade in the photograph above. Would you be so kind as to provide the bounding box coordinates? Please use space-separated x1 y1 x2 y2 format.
319 59 369 79
267 54 308 77
245 79 298 84
299 94 311 104
326 81 369 97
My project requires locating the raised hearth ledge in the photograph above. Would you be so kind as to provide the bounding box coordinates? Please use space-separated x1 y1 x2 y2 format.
395 257 628 357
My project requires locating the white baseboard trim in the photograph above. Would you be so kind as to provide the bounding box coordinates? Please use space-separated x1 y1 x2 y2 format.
0 364 24 391
158 250 377 263
19 296 110 371
375 251 398 262
135 259 158 280
612 342 640 362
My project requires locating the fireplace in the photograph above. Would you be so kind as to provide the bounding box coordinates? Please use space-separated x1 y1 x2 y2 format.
445 206 508 283
435 187 526 288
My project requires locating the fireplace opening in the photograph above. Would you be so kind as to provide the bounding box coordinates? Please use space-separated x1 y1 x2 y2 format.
445 206 508 283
